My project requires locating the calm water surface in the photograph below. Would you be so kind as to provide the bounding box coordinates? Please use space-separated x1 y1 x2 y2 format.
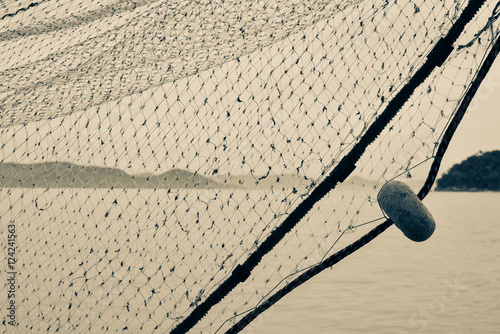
1 190 499 333
249 191 500 334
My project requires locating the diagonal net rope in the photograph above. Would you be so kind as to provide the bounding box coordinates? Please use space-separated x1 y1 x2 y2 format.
170 1 487 332
225 28 500 334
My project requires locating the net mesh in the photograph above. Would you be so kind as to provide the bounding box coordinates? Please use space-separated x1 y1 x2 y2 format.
1 0 499 332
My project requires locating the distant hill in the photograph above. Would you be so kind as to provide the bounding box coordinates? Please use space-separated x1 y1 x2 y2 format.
436 151 500 191
0 162 220 188
0 162 312 189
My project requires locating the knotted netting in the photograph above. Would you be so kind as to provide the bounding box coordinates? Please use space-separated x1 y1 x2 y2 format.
1 0 499 332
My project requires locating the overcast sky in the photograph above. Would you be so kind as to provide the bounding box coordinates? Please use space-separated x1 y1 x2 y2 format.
1 52 498 180
439 58 500 174
1 0 498 181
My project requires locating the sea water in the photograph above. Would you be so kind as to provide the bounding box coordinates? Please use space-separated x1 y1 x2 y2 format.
249 191 500 334
1 190 499 333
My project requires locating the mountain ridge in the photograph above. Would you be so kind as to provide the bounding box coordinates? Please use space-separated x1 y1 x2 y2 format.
0 162 310 189
0 162 220 188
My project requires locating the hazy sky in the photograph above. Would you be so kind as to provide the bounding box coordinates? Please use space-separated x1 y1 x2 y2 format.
1 0 499 181
439 58 500 174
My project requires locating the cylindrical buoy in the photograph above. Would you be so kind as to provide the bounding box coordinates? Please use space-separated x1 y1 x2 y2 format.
377 181 436 242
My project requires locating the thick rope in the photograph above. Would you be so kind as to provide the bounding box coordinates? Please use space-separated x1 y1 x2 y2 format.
225 12 500 334
224 220 393 334
419 28 500 199
170 1 487 333
0 0 48 20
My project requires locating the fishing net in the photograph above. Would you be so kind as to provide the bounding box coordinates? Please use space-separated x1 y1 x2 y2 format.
1 0 499 332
